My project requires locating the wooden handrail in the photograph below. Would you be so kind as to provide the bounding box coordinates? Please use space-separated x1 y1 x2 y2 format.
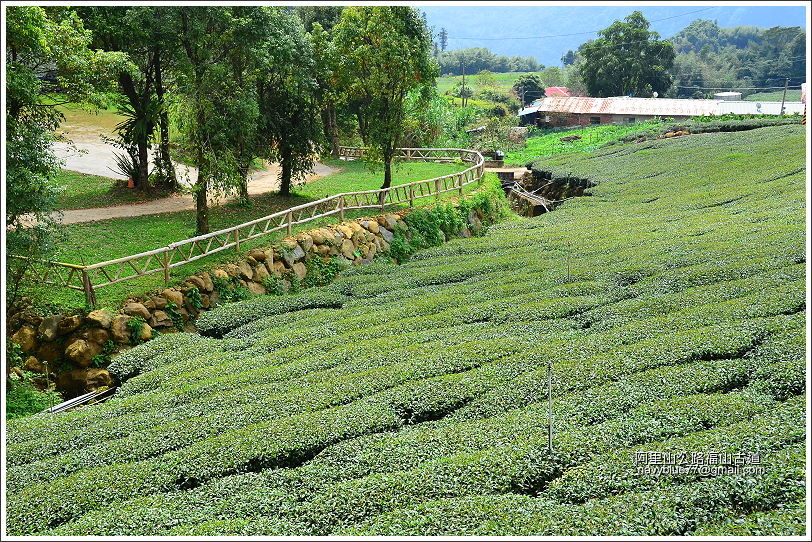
17 147 485 306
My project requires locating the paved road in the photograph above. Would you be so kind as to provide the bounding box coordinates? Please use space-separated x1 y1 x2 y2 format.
52 133 337 224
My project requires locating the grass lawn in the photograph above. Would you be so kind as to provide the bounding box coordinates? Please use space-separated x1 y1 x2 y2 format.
503 121 663 165
24 159 472 311
6 125 805 536
744 89 802 102
54 170 175 210
436 71 544 94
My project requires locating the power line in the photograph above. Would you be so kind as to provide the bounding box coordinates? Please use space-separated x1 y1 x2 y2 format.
450 7 715 40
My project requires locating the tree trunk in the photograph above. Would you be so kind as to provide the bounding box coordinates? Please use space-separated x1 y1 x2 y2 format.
238 162 250 201
279 147 293 196
195 151 209 235
137 130 149 191
325 104 340 157
381 154 393 190
154 48 178 189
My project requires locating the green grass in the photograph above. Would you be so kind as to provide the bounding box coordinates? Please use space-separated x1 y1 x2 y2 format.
53 170 175 210
436 71 544 94
6 125 805 536
503 121 664 165
24 159 470 311
744 90 802 102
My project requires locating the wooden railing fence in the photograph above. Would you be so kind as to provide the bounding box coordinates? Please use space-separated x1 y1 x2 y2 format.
13 147 484 306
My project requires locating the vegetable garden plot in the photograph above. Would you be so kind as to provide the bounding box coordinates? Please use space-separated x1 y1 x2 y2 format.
6 126 806 536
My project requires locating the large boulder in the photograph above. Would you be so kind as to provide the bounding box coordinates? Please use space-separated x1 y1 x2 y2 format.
64 339 103 368
150 295 168 310
253 265 270 283
150 310 174 329
237 261 254 281
291 262 307 280
162 289 184 308
38 315 62 342
57 368 113 399
298 234 314 252
248 249 266 262
37 342 63 363
341 239 356 260
80 327 111 346
57 314 84 336
110 315 132 344
123 302 151 320
199 272 214 292
378 226 394 243
11 325 37 353
185 275 207 291
246 281 266 296
281 245 306 267
23 356 46 374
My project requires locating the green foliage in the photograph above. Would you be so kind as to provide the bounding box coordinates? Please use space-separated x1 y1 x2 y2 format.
302 257 342 289
578 11 675 98
212 276 252 304
127 316 147 345
505 121 664 165
6 377 62 421
333 6 437 188
512 74 544 106
4 126 805 536
437 47 540 76
5 5 128 305
90 340 117 368
186 287 203 311
164 302 185 331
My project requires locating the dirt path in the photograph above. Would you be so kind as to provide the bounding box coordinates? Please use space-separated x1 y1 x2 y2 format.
55 162 338 224
51 108 339 224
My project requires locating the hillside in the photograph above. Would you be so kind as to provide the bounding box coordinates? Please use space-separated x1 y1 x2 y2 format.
5 125 806 536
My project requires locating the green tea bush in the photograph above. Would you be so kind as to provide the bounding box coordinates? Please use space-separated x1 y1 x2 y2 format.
5 126 805 535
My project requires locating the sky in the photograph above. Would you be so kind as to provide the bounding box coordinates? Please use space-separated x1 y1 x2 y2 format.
419 3 808 66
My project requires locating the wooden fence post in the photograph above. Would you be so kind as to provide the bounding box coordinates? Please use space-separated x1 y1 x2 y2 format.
458 174 464 195
81 269 97 308
435 178 441 200
162 251 170 285
234 228 241 253
286 210 293 235
339 196 345 221
409 185 414 207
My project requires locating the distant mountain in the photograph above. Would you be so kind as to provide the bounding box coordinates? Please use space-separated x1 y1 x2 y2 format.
420 5 807 66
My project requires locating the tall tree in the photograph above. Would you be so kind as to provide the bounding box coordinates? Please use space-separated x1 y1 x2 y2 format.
257 9 322 196
578 11 675 98
76 6 178 190
333 6 436 190
6 6 127 302
439 27 448 51
170 6 264 234
513 74 545 106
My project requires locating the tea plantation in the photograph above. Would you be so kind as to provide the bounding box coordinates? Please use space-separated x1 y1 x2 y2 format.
5 125 806 536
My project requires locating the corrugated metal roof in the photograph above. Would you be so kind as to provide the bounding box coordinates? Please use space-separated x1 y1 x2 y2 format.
545 87 570 97
517 95 806 117
531 96 720 116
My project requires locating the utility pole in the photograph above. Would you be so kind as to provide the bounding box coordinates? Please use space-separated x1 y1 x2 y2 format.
461 58 467 108
780 78 789 116
520 85 525 107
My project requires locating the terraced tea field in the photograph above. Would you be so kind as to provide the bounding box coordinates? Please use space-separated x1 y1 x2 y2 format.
5 125 806 536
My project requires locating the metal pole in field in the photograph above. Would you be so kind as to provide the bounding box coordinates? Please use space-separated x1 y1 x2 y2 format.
780 78 789 116
547 359 553 452
566 241 571 282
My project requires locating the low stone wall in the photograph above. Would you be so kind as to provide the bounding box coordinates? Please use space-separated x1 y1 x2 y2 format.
7 203 493 398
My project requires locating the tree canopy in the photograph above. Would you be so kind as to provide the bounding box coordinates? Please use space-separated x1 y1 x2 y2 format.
578 11 675 98
333 6 437 190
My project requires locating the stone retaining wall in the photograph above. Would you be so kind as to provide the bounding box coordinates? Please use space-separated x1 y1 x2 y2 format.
7 205 491 398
